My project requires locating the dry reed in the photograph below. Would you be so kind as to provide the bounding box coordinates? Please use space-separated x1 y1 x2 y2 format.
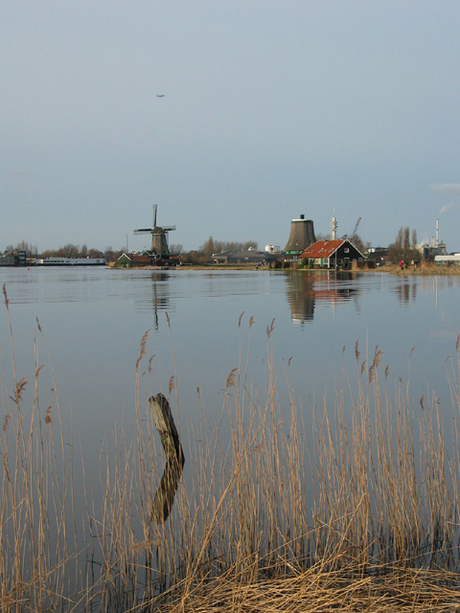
1 290 460 611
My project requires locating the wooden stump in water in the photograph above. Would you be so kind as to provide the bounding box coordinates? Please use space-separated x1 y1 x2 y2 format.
149 393 185 523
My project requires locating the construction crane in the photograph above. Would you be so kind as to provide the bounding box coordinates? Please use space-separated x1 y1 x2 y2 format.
342 217 361 240
350 217 361 237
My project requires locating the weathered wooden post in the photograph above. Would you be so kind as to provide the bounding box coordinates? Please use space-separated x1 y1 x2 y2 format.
149 393 185 523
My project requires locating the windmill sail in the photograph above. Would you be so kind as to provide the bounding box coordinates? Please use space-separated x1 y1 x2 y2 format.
134 205 176 257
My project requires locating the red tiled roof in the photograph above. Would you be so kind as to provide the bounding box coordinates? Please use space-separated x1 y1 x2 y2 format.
299 240 345 259
131 255 152 263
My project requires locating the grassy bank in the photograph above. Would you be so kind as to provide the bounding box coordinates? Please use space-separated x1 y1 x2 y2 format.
378 262 460 276
113 261 460 275
2 285 460 611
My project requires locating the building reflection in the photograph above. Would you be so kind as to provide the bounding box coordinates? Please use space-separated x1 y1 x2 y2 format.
392 279 418 306
394 275 460 307
135 270 366 329
285 271 360 324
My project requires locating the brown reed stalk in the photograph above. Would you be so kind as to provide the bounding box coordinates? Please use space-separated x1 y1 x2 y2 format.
4 297 460 611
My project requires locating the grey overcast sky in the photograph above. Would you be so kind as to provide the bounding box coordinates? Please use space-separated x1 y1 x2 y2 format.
2 1 460 253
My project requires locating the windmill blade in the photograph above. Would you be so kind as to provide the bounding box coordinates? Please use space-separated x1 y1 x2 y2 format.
134 229 152 234
153 205 158 228
162 225 176 231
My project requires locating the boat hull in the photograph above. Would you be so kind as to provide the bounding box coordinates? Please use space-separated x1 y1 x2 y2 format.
34 258 106 266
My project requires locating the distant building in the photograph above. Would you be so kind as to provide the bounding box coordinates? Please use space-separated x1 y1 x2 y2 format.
421 219 448 260
434 253 460 266
299 239 365 269
212 250 276 265
367 247 388 267
115 251 179 268
422 242 447 260
0 250 27 267
265 245 281 254
284 215 316 261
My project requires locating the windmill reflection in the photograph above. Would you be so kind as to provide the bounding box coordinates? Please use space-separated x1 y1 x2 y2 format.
135 272 172 330
285 271 360 324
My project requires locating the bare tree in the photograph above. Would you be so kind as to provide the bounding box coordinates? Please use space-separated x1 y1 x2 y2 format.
200 236 216 258
57 243 80 258
403 227 411 252
89 248 104 258
200 238 259 254
388 227 419 263
104 246 123 262
9 241 39 257
349 233 369 255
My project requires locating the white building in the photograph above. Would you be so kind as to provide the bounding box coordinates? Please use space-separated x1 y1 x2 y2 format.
434 254 460 265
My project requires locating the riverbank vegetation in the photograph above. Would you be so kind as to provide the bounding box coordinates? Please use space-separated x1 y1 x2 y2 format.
387 227 420 265
2 286 460 611
3 240 124 263
381 261 460 275
179 237 259 266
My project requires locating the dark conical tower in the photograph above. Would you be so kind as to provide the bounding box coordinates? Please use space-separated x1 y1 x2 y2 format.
284 215 316 256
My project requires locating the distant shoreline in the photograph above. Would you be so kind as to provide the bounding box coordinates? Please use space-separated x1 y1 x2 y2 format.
367 263 460 276
109 263 460 275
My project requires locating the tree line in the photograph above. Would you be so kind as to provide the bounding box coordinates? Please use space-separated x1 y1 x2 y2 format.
179 236 259 265
387 227 420 264
3 238 260 264
3 227 427 267
3 241 124 263
199 236 259 257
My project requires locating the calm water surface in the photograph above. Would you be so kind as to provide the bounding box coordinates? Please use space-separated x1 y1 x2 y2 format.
2 266 460 606
1 267 460 453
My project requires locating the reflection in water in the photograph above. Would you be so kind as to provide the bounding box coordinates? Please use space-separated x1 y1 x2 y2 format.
418 275 460 309
391 275 460 306
285 272 315 323
392 279 418 306
129 269 460 332
419 275 460 292
135 272 172 330
285 271 360 324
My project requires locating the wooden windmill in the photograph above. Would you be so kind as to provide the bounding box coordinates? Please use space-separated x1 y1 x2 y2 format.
134 205 176 257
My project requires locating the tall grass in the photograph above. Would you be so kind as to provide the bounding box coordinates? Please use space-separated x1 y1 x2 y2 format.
2 287 460 611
